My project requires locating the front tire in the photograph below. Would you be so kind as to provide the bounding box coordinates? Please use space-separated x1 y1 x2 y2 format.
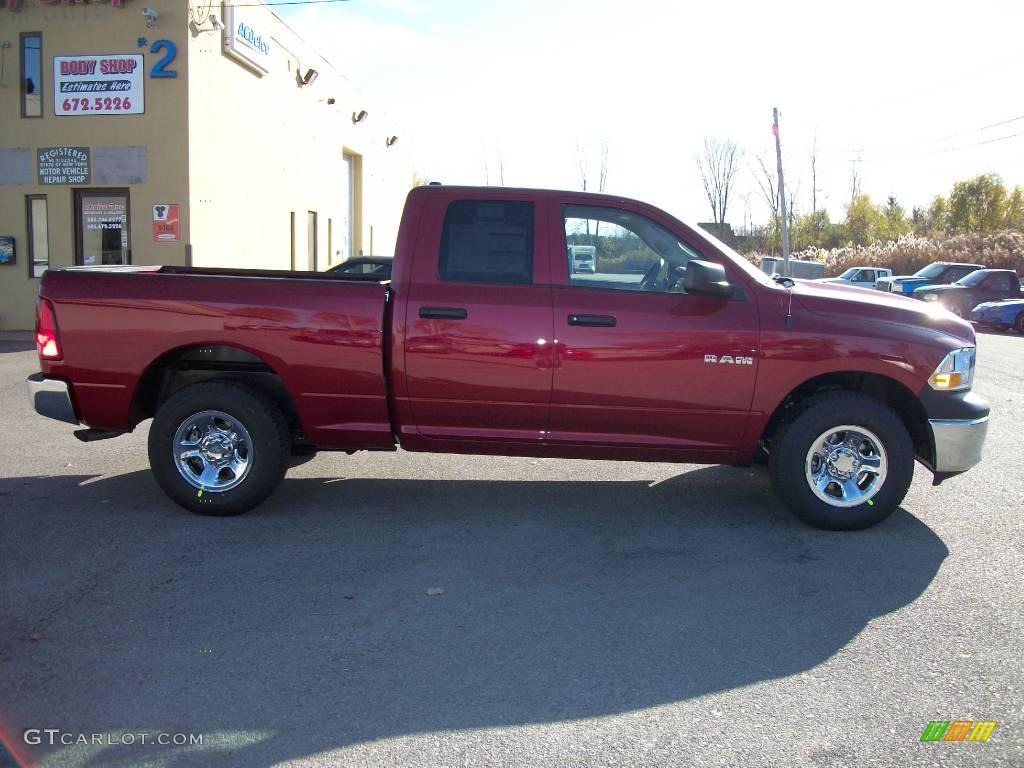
148 381 290 516
1016 312 1024 334
769 393 914 530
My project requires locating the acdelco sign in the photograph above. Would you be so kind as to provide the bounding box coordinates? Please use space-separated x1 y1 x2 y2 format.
223 3 272 75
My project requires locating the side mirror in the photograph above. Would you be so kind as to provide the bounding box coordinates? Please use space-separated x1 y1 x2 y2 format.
683 260 733 299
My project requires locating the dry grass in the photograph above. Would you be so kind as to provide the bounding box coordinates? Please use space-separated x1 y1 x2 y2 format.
745 231 1024 277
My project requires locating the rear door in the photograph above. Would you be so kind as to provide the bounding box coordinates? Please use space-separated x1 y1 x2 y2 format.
545 200 759 456
401 194 555 443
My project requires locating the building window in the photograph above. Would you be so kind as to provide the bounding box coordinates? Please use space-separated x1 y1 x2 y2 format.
26 196 49 278
290 211 296 270
438 200 534 285
75 189 131 265
21 32 43 118
307 211 318 271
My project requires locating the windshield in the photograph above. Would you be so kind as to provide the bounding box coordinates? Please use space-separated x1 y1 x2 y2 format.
838 268 859 279
957 270 989 287
913 263 947 279
686 223 772 286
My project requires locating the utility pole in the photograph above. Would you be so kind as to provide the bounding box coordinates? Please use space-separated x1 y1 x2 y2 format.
773 107 791 275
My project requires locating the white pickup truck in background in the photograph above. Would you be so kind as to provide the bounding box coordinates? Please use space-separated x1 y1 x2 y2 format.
818 267 893 289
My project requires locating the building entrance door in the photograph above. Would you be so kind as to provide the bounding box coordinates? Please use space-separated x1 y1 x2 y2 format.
75 189 130 265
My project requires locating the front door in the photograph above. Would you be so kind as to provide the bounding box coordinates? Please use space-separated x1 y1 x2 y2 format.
75 189 130 265
402 195 554 443
548 202 759 456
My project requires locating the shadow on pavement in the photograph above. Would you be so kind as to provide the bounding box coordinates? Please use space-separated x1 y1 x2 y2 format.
0 337 35 354
0 466 948 767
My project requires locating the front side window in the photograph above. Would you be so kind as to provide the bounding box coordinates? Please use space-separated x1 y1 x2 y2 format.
563 204 701 293
26 196 49 278
21 32 42 118
75 189 131 265
439 200 533 284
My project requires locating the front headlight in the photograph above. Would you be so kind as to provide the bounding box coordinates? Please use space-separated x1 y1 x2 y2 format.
928 347 975 391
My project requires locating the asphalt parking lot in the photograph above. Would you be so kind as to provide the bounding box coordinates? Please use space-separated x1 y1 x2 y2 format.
1 330 1022 768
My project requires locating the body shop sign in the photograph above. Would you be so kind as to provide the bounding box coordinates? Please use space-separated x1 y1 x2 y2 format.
38 147 91 185
53 55 144 115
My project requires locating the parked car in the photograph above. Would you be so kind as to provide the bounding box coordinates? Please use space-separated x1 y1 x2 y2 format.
876 262 983 295
914 269 1022 317
970 298 1024 332
27 185 989 531
326 255 392 277
817 267 892 290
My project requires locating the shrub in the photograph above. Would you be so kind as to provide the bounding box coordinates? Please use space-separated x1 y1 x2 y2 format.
744 231 1024 277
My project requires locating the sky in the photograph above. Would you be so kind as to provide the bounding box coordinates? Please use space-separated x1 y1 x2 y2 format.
279 0 1024 229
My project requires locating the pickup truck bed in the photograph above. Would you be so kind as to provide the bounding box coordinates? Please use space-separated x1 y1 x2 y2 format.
39 266 394 449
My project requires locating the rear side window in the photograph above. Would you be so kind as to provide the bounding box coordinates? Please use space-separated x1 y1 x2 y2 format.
439 200 533 284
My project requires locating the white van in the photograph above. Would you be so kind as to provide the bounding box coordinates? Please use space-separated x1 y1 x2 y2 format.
569 245 596 273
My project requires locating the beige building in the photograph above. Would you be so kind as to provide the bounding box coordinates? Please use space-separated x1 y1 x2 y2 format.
0 0 413 329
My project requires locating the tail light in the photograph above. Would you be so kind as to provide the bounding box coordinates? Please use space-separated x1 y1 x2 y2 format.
36 299 62 360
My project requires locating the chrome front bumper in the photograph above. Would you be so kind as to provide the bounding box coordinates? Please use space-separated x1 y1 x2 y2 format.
929 416 988 473
26 373 78 425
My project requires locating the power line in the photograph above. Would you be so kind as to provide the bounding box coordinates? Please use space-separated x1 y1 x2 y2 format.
822 113 1024 156
861 130 1024 163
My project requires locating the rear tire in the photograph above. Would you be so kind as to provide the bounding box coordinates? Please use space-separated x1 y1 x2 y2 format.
769 393 914 530
148 381 290 516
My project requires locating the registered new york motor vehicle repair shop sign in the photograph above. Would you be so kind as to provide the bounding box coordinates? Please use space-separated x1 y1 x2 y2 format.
53 54 144 116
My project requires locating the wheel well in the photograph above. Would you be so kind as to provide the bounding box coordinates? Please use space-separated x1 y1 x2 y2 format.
131 345 303 438
760 372 933 466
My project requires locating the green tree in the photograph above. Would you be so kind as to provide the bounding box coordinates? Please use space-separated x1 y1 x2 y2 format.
843 194 883 246
948 173 1008 232
1004 186 1024 230
791 209 834 251
878 195 910 241
926 195 949 233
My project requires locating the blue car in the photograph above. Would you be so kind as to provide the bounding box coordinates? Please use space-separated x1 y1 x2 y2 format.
970 298 1024 333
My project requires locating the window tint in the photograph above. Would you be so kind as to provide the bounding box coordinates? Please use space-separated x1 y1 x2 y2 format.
439 200 533 284
21 33 42 118
563 204 701 293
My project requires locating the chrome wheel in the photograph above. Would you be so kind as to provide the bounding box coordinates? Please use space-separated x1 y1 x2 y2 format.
804 425 887 508
173 410 253 492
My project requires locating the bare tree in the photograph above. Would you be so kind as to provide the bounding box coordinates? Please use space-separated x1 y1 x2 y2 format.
850 153 863 204
597 139 609 193
497 148 505 187
753 154 780 222
695 138 740 225
810 134 820 214
576 140 590 192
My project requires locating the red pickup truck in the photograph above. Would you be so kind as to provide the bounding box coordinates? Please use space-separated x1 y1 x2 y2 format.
27 186 989 530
